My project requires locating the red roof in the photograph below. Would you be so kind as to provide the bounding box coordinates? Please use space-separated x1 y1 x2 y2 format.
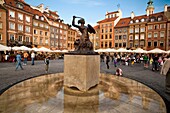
97 17 118 23
4 0 32 13
31 8 48 23
49 10 59 17
93 25 100 29
115 17 131 28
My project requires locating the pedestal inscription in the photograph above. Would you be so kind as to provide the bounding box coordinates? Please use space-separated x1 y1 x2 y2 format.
64 54 100 91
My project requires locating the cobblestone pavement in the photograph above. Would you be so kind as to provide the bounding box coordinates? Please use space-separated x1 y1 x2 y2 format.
0 59 170 112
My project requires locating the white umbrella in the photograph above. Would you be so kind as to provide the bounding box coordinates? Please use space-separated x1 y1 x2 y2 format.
52 50 61 53
133 48 148 53
38 47 52 52
0 44 10 51
32 47 40 52
105 48 117 52
117 48 129 53
94 49 106 52
61 49 68 53
147 48 166 53
166 50 170 54
12 46 21 51
20 46 32 51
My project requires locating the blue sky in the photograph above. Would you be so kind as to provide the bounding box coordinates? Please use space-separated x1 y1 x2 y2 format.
25 0 170 26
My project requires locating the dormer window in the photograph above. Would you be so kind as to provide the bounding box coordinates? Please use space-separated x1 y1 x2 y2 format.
151 18 154 22
17 4 23 9
158 17 162 21
135 19 139 23
35 15 39 19
130 20 133 24
41 17 44 21
140 18 145 22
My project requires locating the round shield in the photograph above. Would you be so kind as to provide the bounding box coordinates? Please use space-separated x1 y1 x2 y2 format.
87 24 96 34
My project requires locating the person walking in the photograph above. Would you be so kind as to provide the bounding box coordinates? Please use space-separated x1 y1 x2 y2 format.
23 51 29 65
15 51 24 71
161 57 170 93
106 55 110 69
31 51 35 65
44 55 50 73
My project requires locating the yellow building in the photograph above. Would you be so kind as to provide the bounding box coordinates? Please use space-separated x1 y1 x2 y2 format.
67 27 77 50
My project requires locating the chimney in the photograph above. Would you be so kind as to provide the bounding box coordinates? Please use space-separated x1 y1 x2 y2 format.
131 11 135 19
164 4 168 12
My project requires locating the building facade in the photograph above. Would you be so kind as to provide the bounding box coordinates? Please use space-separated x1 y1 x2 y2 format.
0 3 7 46
114 17 131 49
4 0 33 47
67 27 77 50
97 9 122 49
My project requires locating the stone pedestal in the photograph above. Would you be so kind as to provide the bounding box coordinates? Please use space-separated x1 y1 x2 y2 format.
64 54 100 91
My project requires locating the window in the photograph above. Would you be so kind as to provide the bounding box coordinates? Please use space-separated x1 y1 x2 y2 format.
151 18 154 22
51 34 54 38
26 37 29 42
123 43 126 47
101 42 103 48
124 29 127 33
18 36 23 41
140 34 144 40
41 17 44 21
119 29 122 33
0 34 2 40
119 35 122 40
34 37 37 43
129 36 133 40
45 39 48 44
109 42 112 48
154 41 157 47
130 28 133 33
0 12 1 18
119 43 122 47
10 34 15 41
135 28 139 33
26 16 30 22
18 24 23 31
9 10 15 18
123 35 126 39
141 18 145 22
160 24 165 29
135 35 139 40
130 20 133 24
25 26 30 33
45 32 48 36
45 25 49 29
40 38 43 44
115 43 118 47
33 22 38 26
148 25 152 30
160 32 165 38
105 35 107 39
34 30 37 34
110 29 112 32
51 41 54 46
35 15 39 19
135 43 138 48
154 25 159 29
148 33 152 38
154 33 158 38
109 34 112 39
17 4 23 9
135 20 139 23
160 41 164 47
18 13 23 20
148 42 151 47
40 31 43 35
115 36 118 40
40 24 44 28
101 35 103 39
9 22 15 30
130 43 133 47
0 23 2 29
158 17 162 21
140 27 145 32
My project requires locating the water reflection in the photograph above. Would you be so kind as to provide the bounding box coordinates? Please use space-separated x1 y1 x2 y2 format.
0 73 166 113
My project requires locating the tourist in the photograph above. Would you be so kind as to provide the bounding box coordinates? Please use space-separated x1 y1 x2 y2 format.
44 55 50 73
15 51 24 71
161 56 170 93
23 51 29 65
31 51 35 65
113 56 117 67
143 54 149 68
152 54 159 71
106 55 110 69
115 68 123 76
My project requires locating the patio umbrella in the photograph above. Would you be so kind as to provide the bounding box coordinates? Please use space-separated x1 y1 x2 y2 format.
20 46 32 51
12 46 21 51
32 47 40 52
133 48 148 53
105 48 117 52
0 44 10 51
38 47 52 52
94 49 106 52
117 48 129 53
147 48 166 53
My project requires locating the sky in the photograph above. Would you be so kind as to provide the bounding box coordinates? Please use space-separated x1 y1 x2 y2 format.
25 0 170 26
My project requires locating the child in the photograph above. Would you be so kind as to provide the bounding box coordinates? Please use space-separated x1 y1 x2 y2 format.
44 56 50 73
115 68 123 76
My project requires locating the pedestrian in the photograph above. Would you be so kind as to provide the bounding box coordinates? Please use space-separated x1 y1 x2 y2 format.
23 51 29 65
152 54 159 71
44 55 50 73
160 57 170 93
113 56 117 67
115 68 123 76
143 54 149 68
15 51 24 71
106 55 110 69
31 51 35 65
